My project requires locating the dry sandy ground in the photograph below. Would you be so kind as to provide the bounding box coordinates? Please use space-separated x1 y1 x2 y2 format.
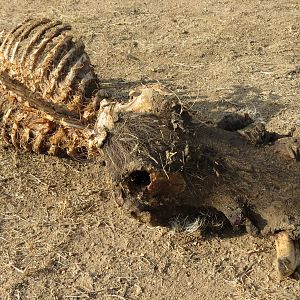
0 0 300 299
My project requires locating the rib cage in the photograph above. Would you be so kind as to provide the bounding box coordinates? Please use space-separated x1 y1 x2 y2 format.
0 18 101 157
0 18 99 113
0 95 89 156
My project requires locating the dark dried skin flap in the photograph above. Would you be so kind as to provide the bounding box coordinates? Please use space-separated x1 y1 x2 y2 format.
115 121 300 238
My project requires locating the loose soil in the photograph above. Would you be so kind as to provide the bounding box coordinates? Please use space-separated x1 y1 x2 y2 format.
0 1 299 299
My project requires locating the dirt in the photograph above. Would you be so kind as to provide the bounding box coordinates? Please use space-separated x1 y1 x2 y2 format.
0 0 299 299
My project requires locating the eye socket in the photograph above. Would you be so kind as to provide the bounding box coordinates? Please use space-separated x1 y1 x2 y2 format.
128 170 151 187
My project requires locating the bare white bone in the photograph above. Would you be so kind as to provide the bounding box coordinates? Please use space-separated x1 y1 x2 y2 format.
93 88 154 147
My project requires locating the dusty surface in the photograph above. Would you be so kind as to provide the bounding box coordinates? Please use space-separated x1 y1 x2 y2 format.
0 0 299 299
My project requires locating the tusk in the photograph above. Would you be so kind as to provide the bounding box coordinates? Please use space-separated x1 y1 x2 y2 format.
275 231 300 278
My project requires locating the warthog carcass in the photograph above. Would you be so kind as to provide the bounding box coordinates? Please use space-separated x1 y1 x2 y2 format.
1 18 300 279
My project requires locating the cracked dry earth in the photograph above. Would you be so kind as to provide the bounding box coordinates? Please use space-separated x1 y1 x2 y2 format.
0 0 300 299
